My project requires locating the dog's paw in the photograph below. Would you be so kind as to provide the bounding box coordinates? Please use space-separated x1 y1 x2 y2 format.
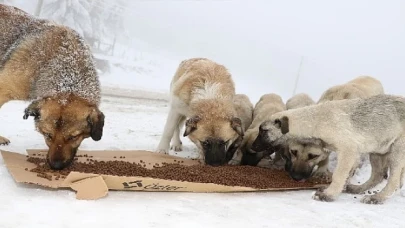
361 195 384 205
344 184 363 194
170 144 183 152
0 136 10 145
313 171 332 182
155 148 169 154
312 189 335 202
228 159 241 166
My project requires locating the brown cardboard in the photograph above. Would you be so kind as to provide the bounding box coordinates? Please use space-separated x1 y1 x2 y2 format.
1 149 327 200
70 176 108 200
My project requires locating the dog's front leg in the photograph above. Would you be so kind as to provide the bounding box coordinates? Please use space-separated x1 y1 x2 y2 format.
0 97 11 145
170 116 186 152
156 108 182 154
313 149 358 202
228 149 243 165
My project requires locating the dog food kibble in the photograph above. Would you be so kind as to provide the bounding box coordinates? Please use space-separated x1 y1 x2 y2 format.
25 157 329 189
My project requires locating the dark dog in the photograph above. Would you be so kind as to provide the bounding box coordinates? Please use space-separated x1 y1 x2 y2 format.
0 5 105 170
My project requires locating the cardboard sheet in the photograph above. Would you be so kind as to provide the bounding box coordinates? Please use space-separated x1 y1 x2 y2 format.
1 149 327 200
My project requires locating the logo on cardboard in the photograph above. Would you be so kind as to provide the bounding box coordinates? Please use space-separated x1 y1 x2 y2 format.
122 180 185 191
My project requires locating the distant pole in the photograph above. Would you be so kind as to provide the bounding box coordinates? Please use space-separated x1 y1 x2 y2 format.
292 56 304 96
35 0 44 17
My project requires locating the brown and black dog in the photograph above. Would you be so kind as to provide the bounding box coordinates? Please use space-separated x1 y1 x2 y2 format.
0 5 105 169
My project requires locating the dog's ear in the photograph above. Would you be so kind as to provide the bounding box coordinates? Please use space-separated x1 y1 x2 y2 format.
231 117 244 136
87 108 105 141
274 116 289 134
184 116 201 137
23 100 41 120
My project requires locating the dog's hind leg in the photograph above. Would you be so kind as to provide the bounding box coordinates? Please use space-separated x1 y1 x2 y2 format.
170 115 186 152
313 147 359 202
361 138 405 204
345 153 387 194
156 108 183 154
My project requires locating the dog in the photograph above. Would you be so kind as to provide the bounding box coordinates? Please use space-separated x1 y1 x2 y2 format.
156 58 243 166
318 76 385 177
277 93 330 176
252 94 405 204
0 5 105 170
227 94 253 162
318 76 384 103
228 93 285 166
286 93 315 110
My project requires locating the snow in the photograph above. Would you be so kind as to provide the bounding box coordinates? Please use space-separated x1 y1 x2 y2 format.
1 93 405 228
1 1 405 227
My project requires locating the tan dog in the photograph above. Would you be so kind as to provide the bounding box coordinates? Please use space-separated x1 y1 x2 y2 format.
233 94 253 131
228 93 285 166
318 76 384 103
253 94 405 204
0 5 105 170
286 93 315 109
228 94 253 164
156 58 243 166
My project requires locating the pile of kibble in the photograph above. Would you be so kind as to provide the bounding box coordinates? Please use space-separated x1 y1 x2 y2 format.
26 155 329 189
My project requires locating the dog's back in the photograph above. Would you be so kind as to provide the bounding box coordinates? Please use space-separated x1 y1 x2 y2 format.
318 76 384 103
0 5 48 67
0 4 100 105
170 58 235 105
286 93 315 110
251 93 285 129
350 95 405 133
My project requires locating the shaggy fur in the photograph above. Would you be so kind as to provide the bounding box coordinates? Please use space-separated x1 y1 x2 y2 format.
0 5 104 170
156 58 243 166
227 94 254 163
253 94 405 204
286 93 315 110
280 93 330 178
228 93 285 166
318 76 384 103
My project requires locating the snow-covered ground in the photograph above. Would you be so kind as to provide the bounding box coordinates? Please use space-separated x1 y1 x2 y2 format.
0 92 405 228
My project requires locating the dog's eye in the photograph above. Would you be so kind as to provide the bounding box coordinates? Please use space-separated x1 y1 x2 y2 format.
290 150 298 157
44 133 52 140
68 135 79 141
308 154 319 160
201 140 210 147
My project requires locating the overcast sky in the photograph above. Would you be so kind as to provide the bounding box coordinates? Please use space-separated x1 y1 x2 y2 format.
125 0 405 102
10 0 405 102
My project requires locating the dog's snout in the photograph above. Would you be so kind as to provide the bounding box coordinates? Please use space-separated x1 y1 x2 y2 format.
290 172 306 181
48 159 66 170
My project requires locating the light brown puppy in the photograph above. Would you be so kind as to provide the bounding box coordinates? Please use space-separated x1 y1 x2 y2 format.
228 93 285 166
156 58 243 166
0 5 105 170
